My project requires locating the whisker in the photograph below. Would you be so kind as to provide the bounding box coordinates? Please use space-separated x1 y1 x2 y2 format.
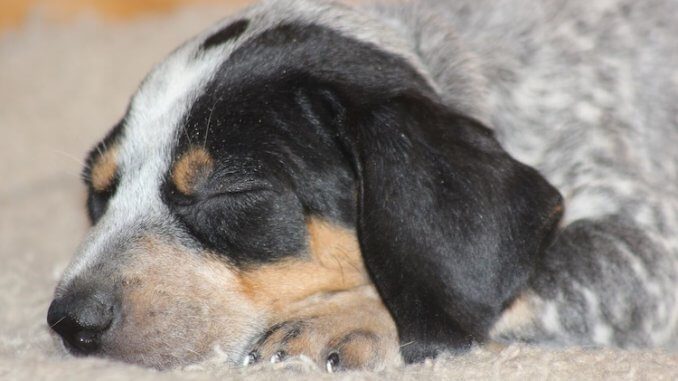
94 143 104 158
184 126 194 146
174 122 182 144
61 171 87 180
204 95 222 148
328 251 346 286
335 244 361 272
49 316 66 329
52 150 86 167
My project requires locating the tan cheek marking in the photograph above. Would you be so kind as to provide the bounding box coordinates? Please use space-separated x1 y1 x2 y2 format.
171 147 214 195
90 145 119 192
238 217 369 313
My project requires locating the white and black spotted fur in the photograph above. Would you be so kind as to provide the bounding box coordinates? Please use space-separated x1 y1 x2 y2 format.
383 0 678 347
47 0 678 370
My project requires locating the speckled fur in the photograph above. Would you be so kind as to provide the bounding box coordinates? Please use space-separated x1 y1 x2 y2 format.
369 0 678 347
52 0 678 368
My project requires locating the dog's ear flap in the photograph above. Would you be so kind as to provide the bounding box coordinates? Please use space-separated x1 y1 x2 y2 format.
316 88 563 362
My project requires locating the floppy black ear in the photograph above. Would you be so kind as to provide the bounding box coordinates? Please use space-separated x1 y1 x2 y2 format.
319 89 563 362
231 20 562 361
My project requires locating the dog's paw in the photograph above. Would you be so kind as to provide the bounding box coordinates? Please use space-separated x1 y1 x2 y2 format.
243 286 401 372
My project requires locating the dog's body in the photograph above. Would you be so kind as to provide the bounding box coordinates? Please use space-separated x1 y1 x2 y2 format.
48 0 678 371
389 0 678 347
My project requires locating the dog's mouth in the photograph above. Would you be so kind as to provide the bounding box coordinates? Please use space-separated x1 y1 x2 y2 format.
50 321 264 369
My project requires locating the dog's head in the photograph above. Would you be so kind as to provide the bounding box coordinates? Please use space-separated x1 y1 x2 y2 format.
48 0 562 369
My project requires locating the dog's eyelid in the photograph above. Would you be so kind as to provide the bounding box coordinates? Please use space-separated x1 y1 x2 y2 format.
213 178 273 194
167 178 274 207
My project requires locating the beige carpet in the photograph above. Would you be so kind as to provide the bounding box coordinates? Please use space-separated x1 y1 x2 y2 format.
1 3 677 380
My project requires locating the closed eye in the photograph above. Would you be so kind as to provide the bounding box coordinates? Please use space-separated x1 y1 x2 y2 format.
165 174 304 265
165 177 274 207
209 179 273 196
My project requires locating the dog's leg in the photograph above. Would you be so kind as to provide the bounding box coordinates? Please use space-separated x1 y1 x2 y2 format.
244 285 401 372
492 213 678 347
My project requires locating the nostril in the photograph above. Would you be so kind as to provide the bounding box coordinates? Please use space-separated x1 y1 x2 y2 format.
72 330 101 354
47 296 114 355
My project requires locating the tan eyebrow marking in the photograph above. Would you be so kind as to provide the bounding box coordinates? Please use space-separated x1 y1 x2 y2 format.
171 147 215 195
90 145 119 192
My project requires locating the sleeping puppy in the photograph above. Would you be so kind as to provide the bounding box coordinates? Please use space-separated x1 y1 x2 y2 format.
47 0 678 372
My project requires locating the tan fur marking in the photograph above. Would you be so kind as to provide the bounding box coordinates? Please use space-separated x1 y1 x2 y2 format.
90 145 119 192
239 218 369 312
171 147 214 195
490 292 536 337
252 285 401 370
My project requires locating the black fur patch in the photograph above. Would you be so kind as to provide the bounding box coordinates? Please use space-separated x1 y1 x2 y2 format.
201 19 249 51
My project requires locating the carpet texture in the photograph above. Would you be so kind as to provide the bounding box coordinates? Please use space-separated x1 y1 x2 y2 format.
1 3 677 380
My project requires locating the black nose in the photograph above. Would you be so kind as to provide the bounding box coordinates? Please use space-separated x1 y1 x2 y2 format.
47 292 115 355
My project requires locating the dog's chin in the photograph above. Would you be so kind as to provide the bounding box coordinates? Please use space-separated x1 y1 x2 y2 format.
49 318 264 370
111 340 251 370
53 330 261 370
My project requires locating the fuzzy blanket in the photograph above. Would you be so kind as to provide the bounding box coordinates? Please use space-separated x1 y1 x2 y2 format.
1 3 676 380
